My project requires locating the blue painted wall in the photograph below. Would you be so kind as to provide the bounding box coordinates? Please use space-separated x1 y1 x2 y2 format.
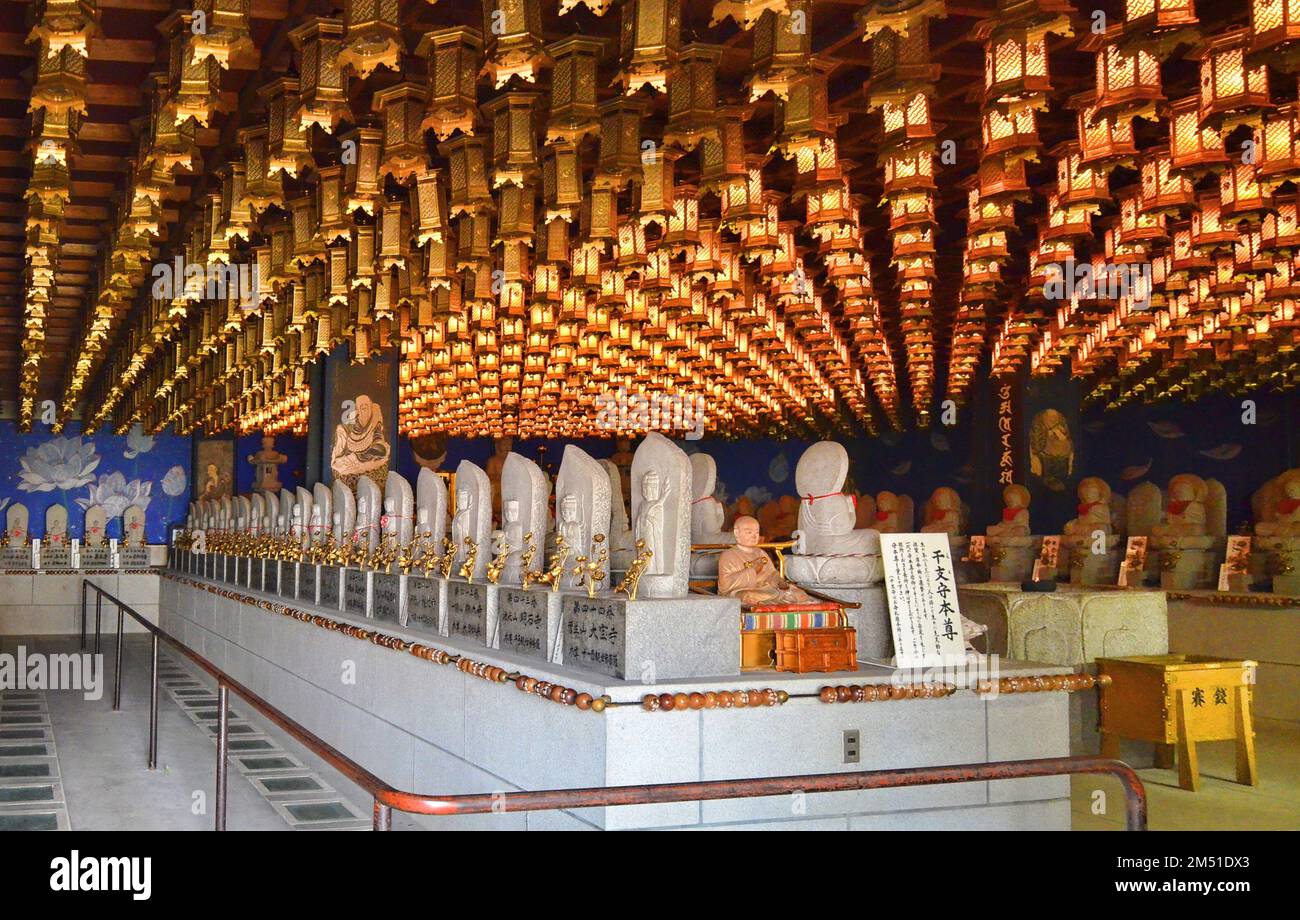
0 421 192 543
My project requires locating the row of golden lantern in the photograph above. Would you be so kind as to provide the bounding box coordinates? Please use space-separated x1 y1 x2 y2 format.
975 0 1300 410
22 1 102 431
68 0 900 440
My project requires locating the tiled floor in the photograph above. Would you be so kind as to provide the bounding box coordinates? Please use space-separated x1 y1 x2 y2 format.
0 635 371 830
1072 718 1300 830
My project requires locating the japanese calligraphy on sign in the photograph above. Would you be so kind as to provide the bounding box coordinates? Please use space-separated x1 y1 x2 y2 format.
880 533 966 668
997 383 1016 487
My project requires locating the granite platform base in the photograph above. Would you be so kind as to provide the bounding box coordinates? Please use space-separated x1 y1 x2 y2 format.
157 571 1075 830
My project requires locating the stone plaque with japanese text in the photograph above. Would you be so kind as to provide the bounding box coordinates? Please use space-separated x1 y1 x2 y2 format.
561 595 627 678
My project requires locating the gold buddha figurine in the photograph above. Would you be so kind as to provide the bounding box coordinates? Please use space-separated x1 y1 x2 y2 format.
457 536 478 581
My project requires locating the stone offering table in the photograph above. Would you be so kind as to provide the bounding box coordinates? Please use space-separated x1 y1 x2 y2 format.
1166 590 1300 722
959 582 1170 759
158 566 1079 830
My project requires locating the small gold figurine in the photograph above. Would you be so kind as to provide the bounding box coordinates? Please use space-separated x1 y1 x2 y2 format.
570 534 608 599
533 533 569 591
457 536 479 581
519 531 537 578
486 532 510 585
614 539 654 601
438 535 457 579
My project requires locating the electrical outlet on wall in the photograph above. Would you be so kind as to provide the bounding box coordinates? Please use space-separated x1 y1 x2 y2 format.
843 729 860 764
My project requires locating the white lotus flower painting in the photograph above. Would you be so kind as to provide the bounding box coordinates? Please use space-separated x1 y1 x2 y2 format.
123 423 155 459
77 472 152 519
18 437 101 492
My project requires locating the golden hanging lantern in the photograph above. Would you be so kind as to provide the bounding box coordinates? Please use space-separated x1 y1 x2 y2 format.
373 83 431 182
289 18 351 132
481 0 546 87
340 123 385 214
483 91 542 187
747 0 812 100
1193 28 1271 131
662 43 723 150
190 0 257 69
617 0 682 94
338 0 403 77
1167 95 1230 174
545 36 605 143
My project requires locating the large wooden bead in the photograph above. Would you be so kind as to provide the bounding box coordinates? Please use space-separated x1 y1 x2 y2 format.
819 686 836 703
659 692 675 711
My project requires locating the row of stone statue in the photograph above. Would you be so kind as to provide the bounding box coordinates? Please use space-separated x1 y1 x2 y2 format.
5 502 147 549
189 432 696 598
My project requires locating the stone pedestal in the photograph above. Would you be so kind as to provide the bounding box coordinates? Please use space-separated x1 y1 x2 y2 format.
342 567 371 617
319 564 343 610
559 593 740 680
1156 541 1217 591
799 584 891 660
447 579 498 647
81 546 110 569
371 572 403 625
497 586 565 662
784 553 884 587
404 576 446 636
263 558 280 595
1067 542 1119 586
957 583 1169 667
297 563 319 605
121 546 150 569
987 536 1037 583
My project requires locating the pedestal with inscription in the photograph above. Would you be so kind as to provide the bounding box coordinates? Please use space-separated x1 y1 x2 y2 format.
2 546 31 569
297 563 318 605
447 580 497 647
559 594 740 680
278 561 300 599
122 546 150 569
319 565 343 610
249 557 265 592
371 572 403 625
42 546 71 570
343 567 372 617
404 576 446 636
496 587 564 662
81 546 110 569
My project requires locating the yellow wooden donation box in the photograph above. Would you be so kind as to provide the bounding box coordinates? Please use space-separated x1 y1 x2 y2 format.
1097 655 1258 793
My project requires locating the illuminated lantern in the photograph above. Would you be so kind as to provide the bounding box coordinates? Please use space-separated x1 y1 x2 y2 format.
373 83 431 182
545 36 606 143
416 27 483 140
1138 147 1193 214
1072 91 1137 170
1167 95 1229 174
1084 26 1163 122
617 0 682 94
865 19 938 109
663 44 724 150
748 0 814 100
338 0 402 77
483 92 542 187
597 97 647 187
289 18 351 132
1256 103 1300 190
1220 160 1273 223
190 0 256 68
482 0 546 88
261 78 314 179
412 171 449 245
774 59 835 154
439 135 493 216
1250 0 1300 70
1193 29 1270 130
238 126 283 212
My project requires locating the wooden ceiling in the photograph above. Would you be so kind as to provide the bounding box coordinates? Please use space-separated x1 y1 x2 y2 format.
0 0 1256 423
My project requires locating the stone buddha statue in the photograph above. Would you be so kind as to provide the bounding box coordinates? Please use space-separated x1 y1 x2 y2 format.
717 516 812 606
783 441 883 587
921 487 964 535
987 484 1031 538
1152 474 1209 541
1256 469 1300 538
1064 477 1115 539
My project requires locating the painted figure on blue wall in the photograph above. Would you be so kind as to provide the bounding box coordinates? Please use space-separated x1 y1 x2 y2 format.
1029 408 1075 493
331 394 391 483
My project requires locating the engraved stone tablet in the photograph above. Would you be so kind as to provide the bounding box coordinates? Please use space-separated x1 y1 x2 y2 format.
297 563 318 605
82 546 110 569
278 562 298 599
371 572 403 625
250 558 265 592
319 565 342 609
123 546 150 569
43 546 71 569
561 595 628 677
497 587 563 661
343 568 371 617
405 576 444 635
447 580 495 645
2 546 31 569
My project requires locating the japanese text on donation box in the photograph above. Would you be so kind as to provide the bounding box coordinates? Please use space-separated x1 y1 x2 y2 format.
880 533 965 668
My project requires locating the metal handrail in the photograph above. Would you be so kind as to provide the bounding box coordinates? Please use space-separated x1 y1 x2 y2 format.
81 578 1148 832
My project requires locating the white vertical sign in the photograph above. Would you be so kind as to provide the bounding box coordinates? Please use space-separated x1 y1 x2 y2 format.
880 532 966 668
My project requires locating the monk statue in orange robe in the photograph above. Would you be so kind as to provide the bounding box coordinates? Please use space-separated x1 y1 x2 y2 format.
717 516 811 606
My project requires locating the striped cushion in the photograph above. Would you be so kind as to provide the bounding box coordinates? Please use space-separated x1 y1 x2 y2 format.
743 610 846 631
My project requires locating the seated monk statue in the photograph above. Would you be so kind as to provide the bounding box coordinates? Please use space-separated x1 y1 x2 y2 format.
718 516 812 606
987 484 1031 538
1152 474 1209 541
1256 469 1300 538
921 487 963 535
1064 477 1114 540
